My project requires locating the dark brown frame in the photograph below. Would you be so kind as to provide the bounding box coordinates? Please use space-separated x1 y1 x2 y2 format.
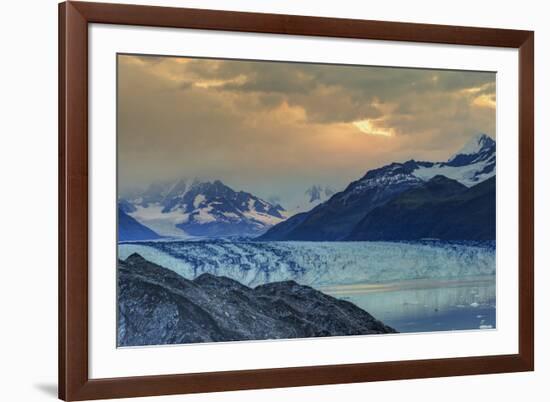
59 1 534 400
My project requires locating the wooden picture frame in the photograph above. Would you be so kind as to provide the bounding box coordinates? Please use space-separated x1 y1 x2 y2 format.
59 1 534 400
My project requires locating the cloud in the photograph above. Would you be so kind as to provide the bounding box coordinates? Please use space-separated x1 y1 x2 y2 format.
117 54 495 202
353 119 395 137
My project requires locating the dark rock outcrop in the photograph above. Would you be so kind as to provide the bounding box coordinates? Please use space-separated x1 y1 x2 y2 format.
118 254 396 346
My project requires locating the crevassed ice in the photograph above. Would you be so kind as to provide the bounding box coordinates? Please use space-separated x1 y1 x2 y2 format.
118 241 495 287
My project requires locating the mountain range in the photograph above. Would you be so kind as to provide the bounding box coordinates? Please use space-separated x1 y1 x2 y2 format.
119 133 496 242
119 179 286 239
260 133 496 241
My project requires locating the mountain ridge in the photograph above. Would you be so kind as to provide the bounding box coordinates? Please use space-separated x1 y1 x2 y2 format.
119 134 495 242
118 208 162 242
259 134 496 241
121 179 286 238
347 175 495 241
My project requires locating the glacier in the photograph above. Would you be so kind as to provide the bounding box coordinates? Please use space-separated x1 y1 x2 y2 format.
118 240 495 288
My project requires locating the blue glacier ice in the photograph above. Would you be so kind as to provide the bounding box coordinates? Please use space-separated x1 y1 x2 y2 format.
118 240 495 288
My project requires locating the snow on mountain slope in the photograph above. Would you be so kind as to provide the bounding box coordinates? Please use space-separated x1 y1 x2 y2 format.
412 157 495 187
259 162 428 241
260 133 495 241
285 185 337 216
448 133 495 162
344 134 494 196
343 162 426 202
119 240 495 288
128 204 191 237
122 134 495 241
412 134 495 187
122 179 286 238
306 185 335 203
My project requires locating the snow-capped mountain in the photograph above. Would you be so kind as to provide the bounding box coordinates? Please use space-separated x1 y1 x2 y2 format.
260 133 496 241
283 185 336 216
348 133 495 194
306 185 335 203
448 133 496 165
121 179 286 238
259 161 426 241
412 133 495 186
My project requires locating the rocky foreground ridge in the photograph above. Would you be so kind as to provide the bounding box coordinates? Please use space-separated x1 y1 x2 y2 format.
118 253 396 346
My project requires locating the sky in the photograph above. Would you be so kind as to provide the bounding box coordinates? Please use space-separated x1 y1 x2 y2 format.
118 54 495 208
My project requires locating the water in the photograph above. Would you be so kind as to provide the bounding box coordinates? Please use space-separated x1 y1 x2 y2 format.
321 278 496 333
119 240 496 333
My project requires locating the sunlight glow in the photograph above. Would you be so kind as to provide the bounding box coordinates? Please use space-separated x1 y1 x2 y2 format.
472 94 496 109
352 119 394 137
195 75 248 89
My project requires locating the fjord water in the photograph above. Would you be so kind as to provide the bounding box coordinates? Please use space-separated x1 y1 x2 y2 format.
320 278 496 333
118 240 496 334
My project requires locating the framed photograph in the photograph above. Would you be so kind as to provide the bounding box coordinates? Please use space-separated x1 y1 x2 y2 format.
59 1 534 400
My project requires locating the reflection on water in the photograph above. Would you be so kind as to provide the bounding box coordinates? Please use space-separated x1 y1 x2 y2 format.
321 278 496 333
